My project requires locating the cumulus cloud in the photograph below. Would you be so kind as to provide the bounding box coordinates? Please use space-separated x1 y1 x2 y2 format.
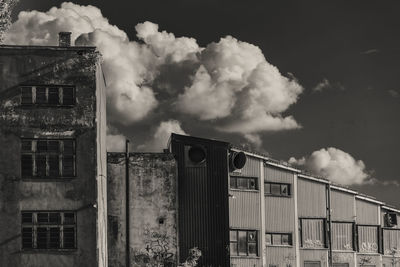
139 120 186 152
5 2 303 147
313 78 330 92
388 89 400 98
289 147 372 185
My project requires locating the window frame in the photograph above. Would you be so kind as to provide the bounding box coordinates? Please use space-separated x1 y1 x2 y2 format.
331 221 355 252
299 218 327 249
264 181 291 197
230 176 258 191
356 224 380 254
20 85 76 107
229 229 258 257
266 232 293 247
21 138 76 179
21 211 77 251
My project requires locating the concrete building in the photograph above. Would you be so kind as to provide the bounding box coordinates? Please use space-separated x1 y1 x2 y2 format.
0 33 107 267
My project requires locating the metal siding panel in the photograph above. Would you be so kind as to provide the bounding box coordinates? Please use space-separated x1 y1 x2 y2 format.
265 247 296 267
356 199 379 225
332 252 355 266
298 178 327 217
230 257 262 267
356 254 381 266
172 135 230 267
331 190 355 221
229 191 260 229
233 155 260 177
264 165 294 184
300 249 328 267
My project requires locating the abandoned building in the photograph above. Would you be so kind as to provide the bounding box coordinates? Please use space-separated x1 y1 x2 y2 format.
1 34 400 267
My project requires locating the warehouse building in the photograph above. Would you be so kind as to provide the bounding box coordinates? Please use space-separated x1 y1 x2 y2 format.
1 36 399 267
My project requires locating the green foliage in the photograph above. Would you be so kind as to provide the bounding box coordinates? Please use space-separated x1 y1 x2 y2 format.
0 0 19 44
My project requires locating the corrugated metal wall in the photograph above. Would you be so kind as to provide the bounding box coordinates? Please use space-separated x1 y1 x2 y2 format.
171 134 230 267
265 247 296 267
382 229 400 255
356 254 381 266
229 191 260 228
356 199 379 225
331 190 355 221
332 252 355 266
298 178 327 217
230 257 260 267
232 155 260 177
300 249 328 267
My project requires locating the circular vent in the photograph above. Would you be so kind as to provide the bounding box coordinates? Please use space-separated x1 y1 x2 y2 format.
188 146 206 164
231 151 247 170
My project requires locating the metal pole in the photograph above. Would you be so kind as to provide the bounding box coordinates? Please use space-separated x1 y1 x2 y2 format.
327 184 333 267
125 140 130 267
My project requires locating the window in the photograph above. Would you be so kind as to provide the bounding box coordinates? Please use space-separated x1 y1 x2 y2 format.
230 229 258 256
383 229 400 255
21 139 76 178
21 211 76 249
300 218 326 248
266 233 292 246
230 176 258 190
304 262 321 267
357 225 379 253
20 86 75 106
332 222 354 251
264 182 291 196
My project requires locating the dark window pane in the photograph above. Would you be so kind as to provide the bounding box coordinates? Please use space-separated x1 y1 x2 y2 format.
37 213 49 224
21 155 33 177
238 231 247 255
22 227 33 248
49 213 61 224
273 234 282 245
36 87 47 104
37 141 47 152
271 184 281 195
248 242 257 256
48 155 59 177
21 212 33 224
36 155 47 177
49 227 60 249
62 87 74 105
281 184 289 196
248 231 257 242
230 242 238 255
63 140 74 155
230 230 237 242
62 155 74 176
21 87 32 104
63 227 75 249
48 87 59 105
265 183 271 194
230 177 236 189
237 178 248 189
47 141 59 153
282 234 290 245
21 140 32 152
266 234 272 245
249 179 256 190
37 227 48 248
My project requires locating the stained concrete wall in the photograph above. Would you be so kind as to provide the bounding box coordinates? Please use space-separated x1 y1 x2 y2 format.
107 153 178 267
0 46 102 267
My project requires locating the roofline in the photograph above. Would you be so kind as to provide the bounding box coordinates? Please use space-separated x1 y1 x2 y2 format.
297 173 330 184
330 185 358 195
381 205 400 213
170 133 230 147
0 45 96 50
356 195 384 205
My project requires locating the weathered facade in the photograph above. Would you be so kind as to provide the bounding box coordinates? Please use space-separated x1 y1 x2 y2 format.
0 35 107 267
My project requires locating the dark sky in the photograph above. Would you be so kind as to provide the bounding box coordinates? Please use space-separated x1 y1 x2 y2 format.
14 0 400 206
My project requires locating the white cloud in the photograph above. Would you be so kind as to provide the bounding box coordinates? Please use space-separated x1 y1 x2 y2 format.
5 2 304 147
140 120 187 152
313 78 330 92
289 147 372 185
388 90 400 98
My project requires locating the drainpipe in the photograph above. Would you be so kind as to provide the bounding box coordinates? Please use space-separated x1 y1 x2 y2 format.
327 184 333 267
125 140 130 267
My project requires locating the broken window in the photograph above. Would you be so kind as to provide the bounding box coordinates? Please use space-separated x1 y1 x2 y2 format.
264 182 291 197
229 229 258 256
266 233 293 246
21 211 76 250
300 218 326 248
21 139 76 178
20 86 75 106
230 176 258 190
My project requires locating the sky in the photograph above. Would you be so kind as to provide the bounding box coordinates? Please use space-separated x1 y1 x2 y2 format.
8 0 400 207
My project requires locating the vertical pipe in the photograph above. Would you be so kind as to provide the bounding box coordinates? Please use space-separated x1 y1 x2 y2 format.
125 140 130 267
327 184 332 267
